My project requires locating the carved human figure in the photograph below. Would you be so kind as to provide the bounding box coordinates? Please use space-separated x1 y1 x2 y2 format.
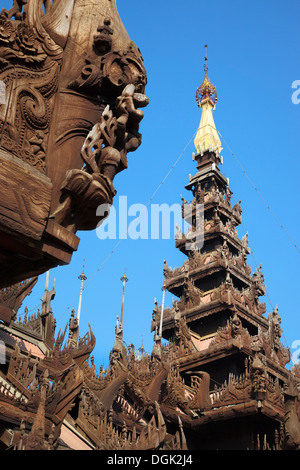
173 303 193 354
230 311 242 338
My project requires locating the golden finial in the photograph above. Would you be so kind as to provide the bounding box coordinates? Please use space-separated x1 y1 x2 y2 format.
194 45 222 154
196 45 217 107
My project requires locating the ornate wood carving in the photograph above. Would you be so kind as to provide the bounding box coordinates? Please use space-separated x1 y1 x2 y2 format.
0 276 37 324
259 307 291 367
284 377 300 449
209 310 252 350
0 0 148 287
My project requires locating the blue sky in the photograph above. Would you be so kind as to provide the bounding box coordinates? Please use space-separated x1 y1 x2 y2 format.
3 0 299 368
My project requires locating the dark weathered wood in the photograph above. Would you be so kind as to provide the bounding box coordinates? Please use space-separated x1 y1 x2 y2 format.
0 276 38 325
0 150 52 240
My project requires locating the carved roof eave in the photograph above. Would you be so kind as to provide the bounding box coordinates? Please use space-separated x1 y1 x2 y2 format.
0 385 83 439
185 165 228 192
0 379 63 434
160 399 259 429
0 323 48 356
62 417 95 450
176 224 244 254
0 321 96 376
183 199 241 227
175 339 251 370
262 355 292 383
0 397 39 428
174 340 290 383
0 277 38 325
191 400 260 427
156 300 269 335
209 398 285 425
165 261 252 293
0 372 28 402
0 364 85 427
162 397 285 431
67 409 112 449
8 320 44 342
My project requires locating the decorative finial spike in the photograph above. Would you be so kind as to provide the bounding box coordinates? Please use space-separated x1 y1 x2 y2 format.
196 45 217 106
79 259 87 281
120 268 128 283
77 259 87 326
204 44 208 73
120 268 128 335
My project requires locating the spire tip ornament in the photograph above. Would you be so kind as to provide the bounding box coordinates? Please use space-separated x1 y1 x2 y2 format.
77 259 87 325
194 45 221 154
196 45 218 107
120 268 128 283
78 259 87 281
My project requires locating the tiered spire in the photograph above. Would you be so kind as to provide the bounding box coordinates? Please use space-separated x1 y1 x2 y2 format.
149 48 296 449
194 45 222 155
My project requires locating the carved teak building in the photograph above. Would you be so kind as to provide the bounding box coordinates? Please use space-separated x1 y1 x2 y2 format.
0 1 299 452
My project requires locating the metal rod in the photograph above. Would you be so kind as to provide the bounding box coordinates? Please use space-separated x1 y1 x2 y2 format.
120 269 128 332
159 281 166 339
77 260 87 325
